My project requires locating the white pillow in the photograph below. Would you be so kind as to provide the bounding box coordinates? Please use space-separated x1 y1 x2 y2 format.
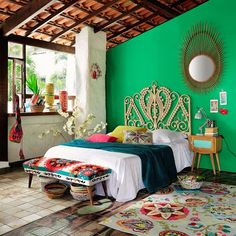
152 129 187 144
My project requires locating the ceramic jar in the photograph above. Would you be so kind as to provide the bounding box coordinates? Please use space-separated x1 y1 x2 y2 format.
59 90 68 112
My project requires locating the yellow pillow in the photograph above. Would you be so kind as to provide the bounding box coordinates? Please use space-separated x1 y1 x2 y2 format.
110 125 147 142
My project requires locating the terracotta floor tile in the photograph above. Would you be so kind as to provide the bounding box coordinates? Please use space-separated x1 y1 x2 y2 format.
21 196 37 202
18 202 35 209
0 225 13 234
30 226 56 236
21 214 42 223
0 215 19 225
14 210 33 218
36 209 54 217
26 206 45 213
1 207 21 214
8 200 25 206
7 218 28 228
49 205 68 212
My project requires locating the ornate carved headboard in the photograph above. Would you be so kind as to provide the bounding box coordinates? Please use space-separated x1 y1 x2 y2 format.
124 83 191 135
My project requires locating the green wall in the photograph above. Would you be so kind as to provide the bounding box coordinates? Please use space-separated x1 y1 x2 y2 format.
106 0 236 173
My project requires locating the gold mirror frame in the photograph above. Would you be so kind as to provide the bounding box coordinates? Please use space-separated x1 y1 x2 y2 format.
181 23 223 92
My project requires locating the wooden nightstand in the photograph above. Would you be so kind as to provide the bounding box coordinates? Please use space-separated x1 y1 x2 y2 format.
188 135 222 175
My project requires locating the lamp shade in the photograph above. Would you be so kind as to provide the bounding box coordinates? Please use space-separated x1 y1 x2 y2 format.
194 110 202 119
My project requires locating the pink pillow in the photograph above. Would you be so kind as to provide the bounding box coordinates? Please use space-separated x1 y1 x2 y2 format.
86 134 117 142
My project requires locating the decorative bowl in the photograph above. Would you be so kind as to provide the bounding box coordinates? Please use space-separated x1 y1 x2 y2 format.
44 183 67 199
177 174 204 189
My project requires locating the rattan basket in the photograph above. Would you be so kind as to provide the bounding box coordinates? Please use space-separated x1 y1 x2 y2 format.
44 183 67 199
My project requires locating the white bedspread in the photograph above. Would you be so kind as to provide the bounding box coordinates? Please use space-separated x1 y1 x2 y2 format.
44 139 193 202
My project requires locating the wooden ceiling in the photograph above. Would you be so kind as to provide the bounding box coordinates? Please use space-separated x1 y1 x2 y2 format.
0 0 208 49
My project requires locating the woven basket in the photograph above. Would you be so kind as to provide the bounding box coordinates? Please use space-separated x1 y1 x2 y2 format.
70 184 95 201
44 183 67 199
30 104 45 112
70 189 95 201
39 176 58 191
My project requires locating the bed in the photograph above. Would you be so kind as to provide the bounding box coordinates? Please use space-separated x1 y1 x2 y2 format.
44 83 193 202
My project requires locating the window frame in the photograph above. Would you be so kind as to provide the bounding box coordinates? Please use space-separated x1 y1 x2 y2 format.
7 38 75 115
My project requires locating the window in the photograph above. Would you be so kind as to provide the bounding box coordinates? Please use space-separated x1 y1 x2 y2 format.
8 42 76 113
8 43 24 113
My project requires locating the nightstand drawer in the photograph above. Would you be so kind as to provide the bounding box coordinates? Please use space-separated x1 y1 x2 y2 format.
193 140 212 148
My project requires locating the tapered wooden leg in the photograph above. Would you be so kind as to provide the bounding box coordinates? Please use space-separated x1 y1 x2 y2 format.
102 181 108 198
210 153 216 175
215 153 221 172
191 152 197 172
197 153 201 169
86 186 94 205
28 173 33 188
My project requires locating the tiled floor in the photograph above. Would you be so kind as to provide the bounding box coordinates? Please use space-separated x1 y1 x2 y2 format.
0 168 236 235
0 169 78 235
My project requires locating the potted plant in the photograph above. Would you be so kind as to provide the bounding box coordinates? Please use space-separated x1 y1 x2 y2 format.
26 74 45 112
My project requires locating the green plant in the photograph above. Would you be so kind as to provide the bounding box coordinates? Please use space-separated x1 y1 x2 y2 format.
26 74 40 95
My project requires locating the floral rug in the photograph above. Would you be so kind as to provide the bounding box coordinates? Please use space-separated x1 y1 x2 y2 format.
100 183 236 236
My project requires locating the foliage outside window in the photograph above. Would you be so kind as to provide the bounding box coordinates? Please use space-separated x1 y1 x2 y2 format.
8 42 76 113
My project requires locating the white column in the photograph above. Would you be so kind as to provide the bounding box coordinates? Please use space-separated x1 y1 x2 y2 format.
75 26 106 126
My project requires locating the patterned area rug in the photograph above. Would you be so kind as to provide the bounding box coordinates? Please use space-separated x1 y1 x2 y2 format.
100 183 236 236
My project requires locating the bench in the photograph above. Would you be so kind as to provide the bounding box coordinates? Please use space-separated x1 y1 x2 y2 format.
23 157 112 205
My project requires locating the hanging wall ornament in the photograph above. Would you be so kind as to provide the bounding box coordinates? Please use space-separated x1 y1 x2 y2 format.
9 94 25 160
90 63 102 80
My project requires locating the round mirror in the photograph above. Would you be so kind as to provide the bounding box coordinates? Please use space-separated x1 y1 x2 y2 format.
189 55 215 82
181 23 223 92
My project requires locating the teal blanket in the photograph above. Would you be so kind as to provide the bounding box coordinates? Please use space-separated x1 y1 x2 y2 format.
62 140 177 193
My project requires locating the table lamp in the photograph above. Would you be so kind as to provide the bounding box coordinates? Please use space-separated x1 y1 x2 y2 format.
194 107 210 135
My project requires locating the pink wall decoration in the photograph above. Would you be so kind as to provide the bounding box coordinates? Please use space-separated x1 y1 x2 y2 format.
90 63 102 80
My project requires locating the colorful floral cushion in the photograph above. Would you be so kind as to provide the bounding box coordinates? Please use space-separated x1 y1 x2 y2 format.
110 125 147 142
23 157 112 186
86 133 117 142
123 131 153 144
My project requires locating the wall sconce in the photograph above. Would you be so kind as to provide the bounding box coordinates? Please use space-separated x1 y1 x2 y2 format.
194 107 210 135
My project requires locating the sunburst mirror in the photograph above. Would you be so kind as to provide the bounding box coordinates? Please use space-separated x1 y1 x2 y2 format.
181 23 223 92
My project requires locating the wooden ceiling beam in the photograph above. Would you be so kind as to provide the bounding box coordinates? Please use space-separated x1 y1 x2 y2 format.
8 34 75 54
130 0 170 20
0 8 15 16
95 5 141 33
171 0 188 8
50 0 117 43
143 0 180 16
108 13 156 41
0 0 57 36
5 0 27 7
25 0 78 37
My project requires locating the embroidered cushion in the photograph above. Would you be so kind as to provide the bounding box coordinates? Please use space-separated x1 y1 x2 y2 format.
86 133 117 142
123 131 153 144
23 157 112 186
110 125 147 142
